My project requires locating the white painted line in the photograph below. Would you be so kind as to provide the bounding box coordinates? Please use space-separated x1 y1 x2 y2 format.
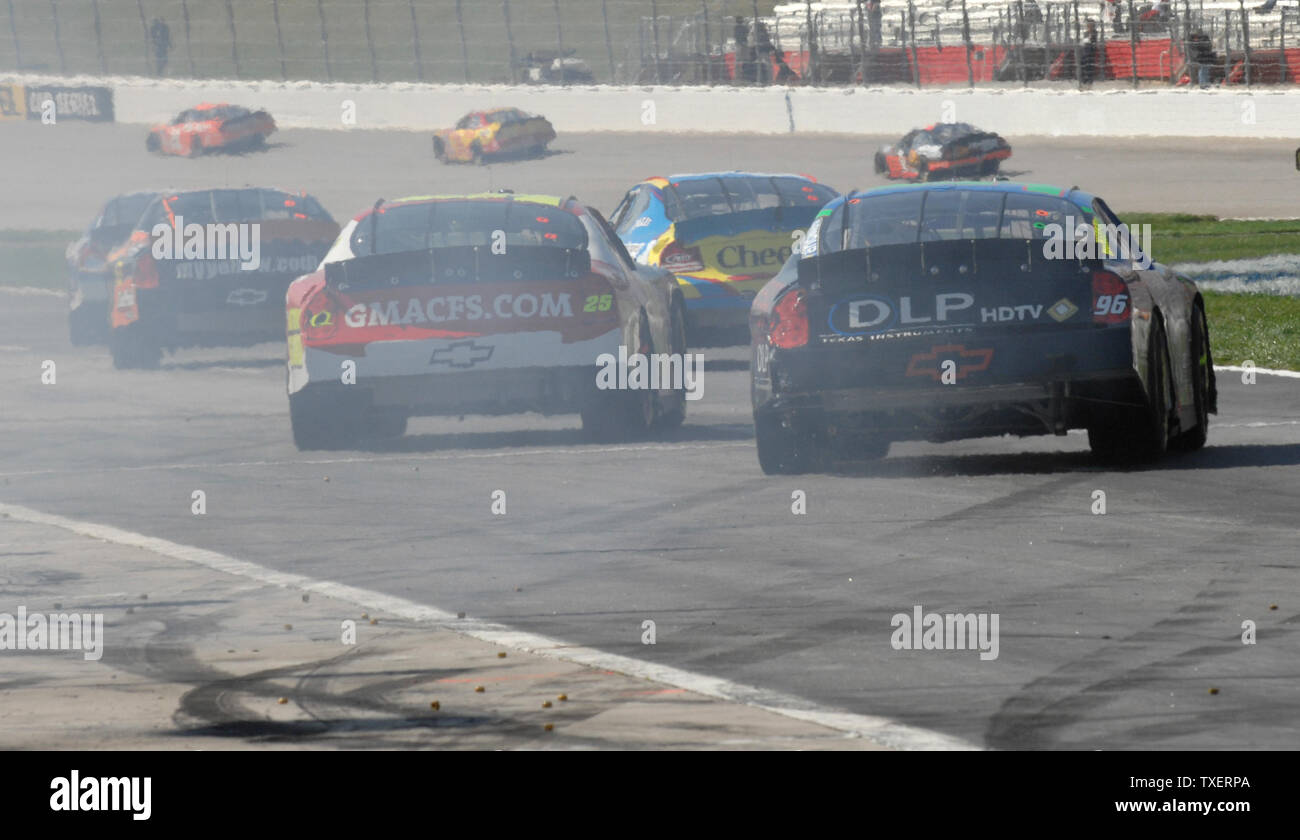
0 441 752 480
0 500 975 751
1214 365 1300 379
0 286 64 297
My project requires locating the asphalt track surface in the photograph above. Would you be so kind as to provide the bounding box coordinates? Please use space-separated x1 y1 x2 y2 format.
2 122 1299 749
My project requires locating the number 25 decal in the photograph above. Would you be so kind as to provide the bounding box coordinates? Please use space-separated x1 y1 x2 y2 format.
1094 293 1128 316
583 294 613 312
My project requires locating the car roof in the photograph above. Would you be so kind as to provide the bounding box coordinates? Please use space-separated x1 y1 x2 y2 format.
647 171 820 185
831 181 1096 210
351 192 579 222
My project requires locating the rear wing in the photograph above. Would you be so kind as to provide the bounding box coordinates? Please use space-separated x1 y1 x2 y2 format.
797 239 1102 294
673 205 824 245
325 245 591 288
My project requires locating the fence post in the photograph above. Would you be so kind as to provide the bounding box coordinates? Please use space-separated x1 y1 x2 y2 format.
1015 1 1028 86
1073 0 1082 90
1224 9 1230 82
363 0 377 81
50 0 65 74
554 0 565 84
857 0 868 84
502 0 518 84
5 0 19 72
225 0 239 79
181 0 194 77
806 0 819 83
962 0 973 87
272 0 286 80
409 0 424 81
1128 0 1138 87
604 0 616 82
1240 2 1251 86
456 0 469 82
701 0 711 84
317 0 331 82
92 0 106 74
136 0 150 75
651 0 662 83
908 2 920 87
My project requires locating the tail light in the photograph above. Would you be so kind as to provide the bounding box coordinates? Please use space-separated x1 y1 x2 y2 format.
769 290 809 349
1091 270 1130 325
133 253 160 289
660 240 705 273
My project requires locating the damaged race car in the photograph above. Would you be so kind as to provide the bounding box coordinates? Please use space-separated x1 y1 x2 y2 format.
106 187 339 369
749 181 1215 474
432 108 556 165
874 123 1012 181
611 172 839 346
284 192 689 450
67 190 160 345
146 103 276 157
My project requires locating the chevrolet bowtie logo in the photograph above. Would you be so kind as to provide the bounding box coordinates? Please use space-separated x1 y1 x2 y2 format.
226 288 267 306
429 340 494 368
905 344 994 381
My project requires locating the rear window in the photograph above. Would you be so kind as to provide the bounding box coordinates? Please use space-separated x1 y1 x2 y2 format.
664 176 836 222
95 193 155 232
348 201 587 257
816 189 1083 253
141 189 332 229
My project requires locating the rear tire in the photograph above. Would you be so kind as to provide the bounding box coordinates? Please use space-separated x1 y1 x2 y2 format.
109 324 162 370
1089 318 1173 462
1170 306 1210 452
471 143 485 166
145 133 160 153
755 412 824 475
582 311 656 442
655 297 689 431
68 304 106 346
289 389 365 451
433 137 447 162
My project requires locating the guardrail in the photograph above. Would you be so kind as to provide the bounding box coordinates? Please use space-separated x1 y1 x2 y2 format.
0 0 1296 89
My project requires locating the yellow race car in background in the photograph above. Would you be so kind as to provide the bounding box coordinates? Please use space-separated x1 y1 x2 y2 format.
432 107 556 165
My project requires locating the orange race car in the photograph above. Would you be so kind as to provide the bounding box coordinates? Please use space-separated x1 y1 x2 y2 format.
145 103 276 157
432 107 555 165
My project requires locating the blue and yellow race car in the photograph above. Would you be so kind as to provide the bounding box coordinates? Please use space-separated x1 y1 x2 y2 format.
610 172 838 345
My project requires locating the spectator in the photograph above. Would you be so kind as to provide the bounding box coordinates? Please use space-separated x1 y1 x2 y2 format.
1079 19 1099 85
755 21 775 84
867 0 883 49
149 18 171 77
774 51 799 84
734 17 756 83
1187 28 1215 87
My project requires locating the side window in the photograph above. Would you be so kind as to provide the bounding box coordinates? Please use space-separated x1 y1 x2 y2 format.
585 209 636 272
1093 197 1144 264
1000 193 1075 240
614 187 652 235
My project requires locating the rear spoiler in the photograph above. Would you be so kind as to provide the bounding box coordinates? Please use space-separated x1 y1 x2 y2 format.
325 245 591 288
797 239 1102 292
673 204 823 245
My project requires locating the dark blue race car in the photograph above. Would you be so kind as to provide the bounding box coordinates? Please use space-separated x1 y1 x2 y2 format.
749 181 1216 473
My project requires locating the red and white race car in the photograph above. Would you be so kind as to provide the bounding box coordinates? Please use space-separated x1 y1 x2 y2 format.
146 103 275 157
284 192 689 449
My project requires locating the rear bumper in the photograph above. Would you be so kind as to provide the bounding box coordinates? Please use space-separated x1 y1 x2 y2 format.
753 325 1141 439
756 370 1143 440
294 365 600 418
